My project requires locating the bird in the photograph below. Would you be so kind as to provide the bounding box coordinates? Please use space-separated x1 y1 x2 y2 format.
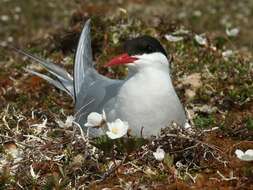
13 19 186 137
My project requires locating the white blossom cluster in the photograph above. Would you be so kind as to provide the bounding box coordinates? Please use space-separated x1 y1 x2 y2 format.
85 111 129 139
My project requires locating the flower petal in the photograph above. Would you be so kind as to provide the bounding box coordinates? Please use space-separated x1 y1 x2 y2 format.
153 147 165 161
65 115 74 127
194 34 207 46
245 149 253 156
106 131 121 139
85 112 103 127
235 149 244 158
165 34 183 42
184 122 191 129
106 119 129 139
222 50 233 60
235 149 253 161
226 28 239 37
241 155 253 161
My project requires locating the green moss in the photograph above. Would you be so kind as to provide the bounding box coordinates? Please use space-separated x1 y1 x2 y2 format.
194 114 216 128
48 129 65 138
16 93 29 106
42 174 69 190
228 86 253 104
91 135 148 154
245 117 253 130
91 135 114 154
214 36 228 49
152 172 168 181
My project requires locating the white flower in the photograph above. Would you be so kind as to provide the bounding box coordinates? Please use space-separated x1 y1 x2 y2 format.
14 6 21 13
84 111 106 127
65 115 74 127
235 149 253 161
57 115 75 128
106 119 129 139
222 50 233 60
184 122 192 129
0 15 9 22
7 36 13 42
193 10 202 17
0 41 7 47
153 147 165 161
194 34 207 46
165 34 183 42
226 28 239 37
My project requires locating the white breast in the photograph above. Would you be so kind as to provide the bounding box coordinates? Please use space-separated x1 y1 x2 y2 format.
107 67 186 137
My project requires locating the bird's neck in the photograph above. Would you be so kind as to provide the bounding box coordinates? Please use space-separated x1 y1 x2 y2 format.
127 67 170 82
122 67 174 95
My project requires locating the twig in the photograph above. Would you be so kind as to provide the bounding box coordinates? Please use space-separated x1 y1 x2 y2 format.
23 134 45 143
216 170 237 181
202 127 219 133
95 155 127 183
0 133 12 139
165 133 223 154
74 99 95 121
170 143 200 153
73 121 86 142
185 171 198 183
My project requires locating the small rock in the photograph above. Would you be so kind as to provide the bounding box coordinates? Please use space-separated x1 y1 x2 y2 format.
181 73 202 99
3 142 19 159
0 15 9 22
185 89 196 99
165 34 184 42
193 105 217 114
182 73 202 89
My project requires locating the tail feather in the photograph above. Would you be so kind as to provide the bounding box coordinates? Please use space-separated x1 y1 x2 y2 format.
11 46 75 99
11 47 73 81
10 19 93 103
25 68 73 97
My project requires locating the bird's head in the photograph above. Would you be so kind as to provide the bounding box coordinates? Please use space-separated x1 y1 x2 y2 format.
105 36 170 72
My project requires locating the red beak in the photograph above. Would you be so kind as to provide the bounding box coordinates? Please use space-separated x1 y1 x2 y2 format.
104 53 138 67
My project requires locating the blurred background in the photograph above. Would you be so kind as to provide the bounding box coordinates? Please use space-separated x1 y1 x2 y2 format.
1 0 253 54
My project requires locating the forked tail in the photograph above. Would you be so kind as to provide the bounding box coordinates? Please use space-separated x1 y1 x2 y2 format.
9 19 93 103
11 46 75 99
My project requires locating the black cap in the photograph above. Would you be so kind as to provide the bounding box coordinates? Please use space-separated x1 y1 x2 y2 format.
123 35 167 57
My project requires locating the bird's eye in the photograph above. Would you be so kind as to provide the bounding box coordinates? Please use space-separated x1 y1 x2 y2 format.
145 44 153 52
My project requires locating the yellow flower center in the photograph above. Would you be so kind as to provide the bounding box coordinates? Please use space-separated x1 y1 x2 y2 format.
111 127 118 134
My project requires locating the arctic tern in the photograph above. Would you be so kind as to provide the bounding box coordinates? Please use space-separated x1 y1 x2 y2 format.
14 19 186 137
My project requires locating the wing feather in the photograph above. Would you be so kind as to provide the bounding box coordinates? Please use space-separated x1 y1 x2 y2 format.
25 68 73 97
74 19 93 98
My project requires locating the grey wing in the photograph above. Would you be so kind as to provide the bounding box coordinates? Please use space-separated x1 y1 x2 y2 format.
74 19 93 100
74 77 122 124
73 19 123 132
